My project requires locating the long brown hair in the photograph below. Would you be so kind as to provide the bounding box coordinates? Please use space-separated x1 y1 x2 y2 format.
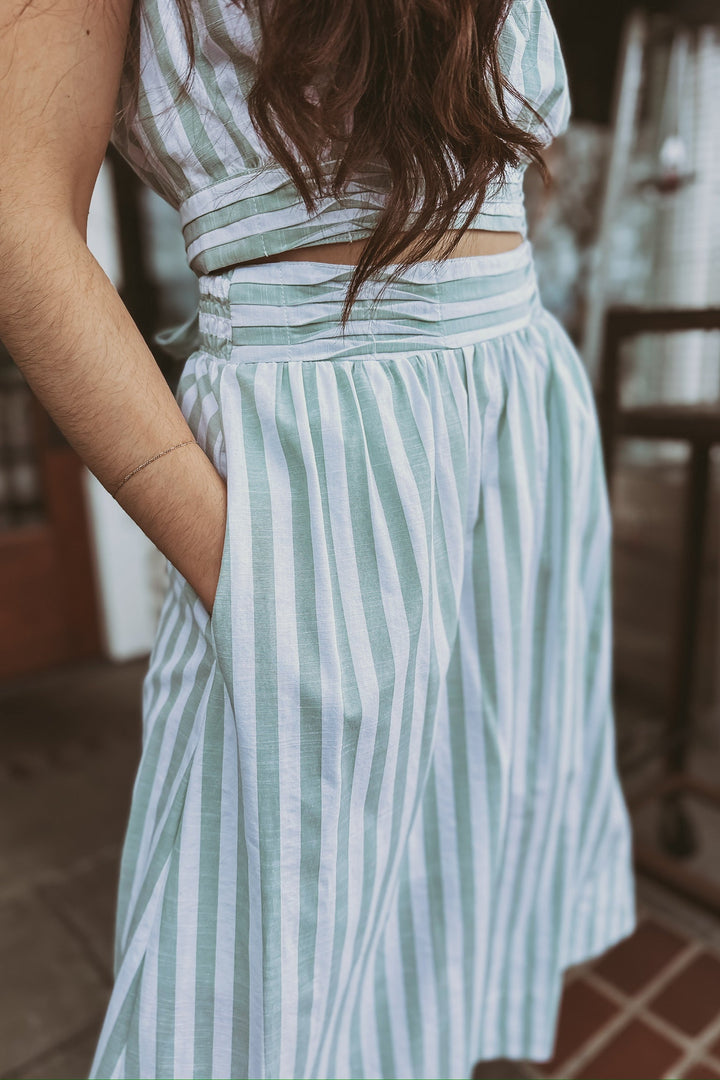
124 0 549 327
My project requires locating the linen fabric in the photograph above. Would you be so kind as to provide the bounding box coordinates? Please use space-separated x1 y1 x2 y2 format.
89 245 637 1079
91 1 638 1075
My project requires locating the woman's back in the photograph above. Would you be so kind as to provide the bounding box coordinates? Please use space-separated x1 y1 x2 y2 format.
111 0 571 275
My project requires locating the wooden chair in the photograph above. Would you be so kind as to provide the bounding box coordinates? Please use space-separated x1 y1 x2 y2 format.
597 305 720 916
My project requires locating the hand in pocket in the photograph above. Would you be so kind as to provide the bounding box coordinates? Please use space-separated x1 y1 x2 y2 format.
192 483 228 619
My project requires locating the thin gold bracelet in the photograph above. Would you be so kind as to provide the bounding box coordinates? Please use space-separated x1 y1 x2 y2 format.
110 438 197 499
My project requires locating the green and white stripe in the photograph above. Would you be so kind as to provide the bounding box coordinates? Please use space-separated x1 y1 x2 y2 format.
110 0 571 271
90 245 637 1078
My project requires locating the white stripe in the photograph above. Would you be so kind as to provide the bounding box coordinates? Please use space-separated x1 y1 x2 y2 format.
432 687 467 1076
210 681 239 1077
358 948 383 1080
256 363 302 1077
313 368 381 1077
173 744 204 1076
109 1048 126 1080
218 365 265 1076
90 856 173 1074
137 916 159 1077
290 364 347 1078
407 804 440 1079
121 623 215 952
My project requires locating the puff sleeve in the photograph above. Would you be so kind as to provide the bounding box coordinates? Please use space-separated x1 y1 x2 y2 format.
498 0 572 147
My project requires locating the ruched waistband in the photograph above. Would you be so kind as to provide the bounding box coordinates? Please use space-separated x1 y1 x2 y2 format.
195 239 542 364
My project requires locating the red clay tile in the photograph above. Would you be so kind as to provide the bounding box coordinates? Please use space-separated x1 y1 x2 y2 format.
708 1032 720 1061
574 1017 683 1079
530 979 619 1076
680 1062 720 1080
647 951 720 1037
591 916 690 997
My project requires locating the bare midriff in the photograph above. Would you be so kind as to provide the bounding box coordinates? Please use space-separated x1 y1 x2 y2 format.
239 228 524 267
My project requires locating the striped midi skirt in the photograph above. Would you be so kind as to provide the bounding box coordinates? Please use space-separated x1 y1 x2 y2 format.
89 240 637 1080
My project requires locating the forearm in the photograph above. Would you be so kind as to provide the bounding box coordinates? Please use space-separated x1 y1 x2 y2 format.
0 212 225 613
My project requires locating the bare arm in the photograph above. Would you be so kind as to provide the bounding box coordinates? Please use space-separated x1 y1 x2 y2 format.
0 0 225 616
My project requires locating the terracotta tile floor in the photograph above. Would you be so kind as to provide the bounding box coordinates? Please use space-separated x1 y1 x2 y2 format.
505 909 720 1079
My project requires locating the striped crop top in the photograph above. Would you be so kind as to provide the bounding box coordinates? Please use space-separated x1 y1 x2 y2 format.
110 0 571 276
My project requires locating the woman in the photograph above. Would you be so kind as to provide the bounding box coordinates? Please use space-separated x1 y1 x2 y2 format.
0 0 637 1076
